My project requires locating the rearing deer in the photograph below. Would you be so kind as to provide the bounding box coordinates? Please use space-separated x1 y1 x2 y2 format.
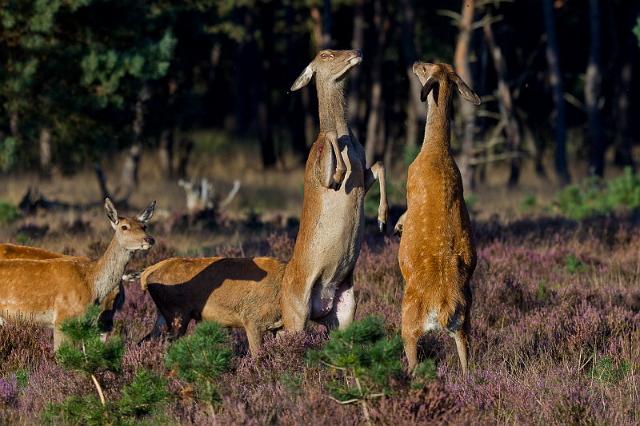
282 49 389 331
399 62 480 375
0 198 155 348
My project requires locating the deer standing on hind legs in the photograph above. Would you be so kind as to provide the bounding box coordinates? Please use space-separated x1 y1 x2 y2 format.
282 49 389 332
398 62 481 375
0 198 155 349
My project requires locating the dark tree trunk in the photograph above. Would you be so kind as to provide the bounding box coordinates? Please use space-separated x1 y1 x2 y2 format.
257 3 277 169
158 129 174 178
39 127 52 176
176 136 194 179
365 0 390 166
483 19 522 187
586 0 605 177
347 0 365 134
400 0 424 150
542 0 570 184
454 0 478 191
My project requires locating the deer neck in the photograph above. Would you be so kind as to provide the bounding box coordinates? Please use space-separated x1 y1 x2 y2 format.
422 82 453 155
90 238 131 303
317 80 349 138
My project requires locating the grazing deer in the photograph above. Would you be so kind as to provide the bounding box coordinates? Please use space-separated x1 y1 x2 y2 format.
398 62 480 375
0 199 155 348
282 49 389 332
0 243 125 337
139 256 285 355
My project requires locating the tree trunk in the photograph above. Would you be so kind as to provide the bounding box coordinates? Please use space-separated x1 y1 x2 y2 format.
39 127 52 176
585 0 605 177
400 0 424 150
158 129 174 178
483 19 521 187
454 0 478 191
347 0 365 133
613 44 635 170
118 87 148 200
257 3 276 169
365 0 389 166
542 0 570 184
176 136 194 179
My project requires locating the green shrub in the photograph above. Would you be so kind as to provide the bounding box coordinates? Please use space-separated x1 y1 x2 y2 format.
0 201 20 225
555 168 640 219
634 17 640 46
43 369 168 425
165 321 232 403
117 369 168 418
411 359 438 389
589 356 631 385
42 395 107 426
56 305 124 375
565 254 586 274
307 316 403 402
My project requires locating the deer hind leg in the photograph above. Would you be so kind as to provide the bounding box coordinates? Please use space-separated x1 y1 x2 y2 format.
452 329 469 376
53 325 67 351
316 275 356 331
244 321 263 357
401 293 424 372
282 273 318 332
139 311 168 344
364 161 389 232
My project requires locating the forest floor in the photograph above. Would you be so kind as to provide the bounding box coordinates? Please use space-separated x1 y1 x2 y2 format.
0 146 639 424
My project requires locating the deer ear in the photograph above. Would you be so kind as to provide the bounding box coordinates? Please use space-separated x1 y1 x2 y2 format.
104 197 119 227
137 200 156 223
420 78 439 103
290 65 314 91
451 73 481 105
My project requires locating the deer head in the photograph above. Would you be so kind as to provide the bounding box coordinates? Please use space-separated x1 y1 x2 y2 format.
290 49 362 91
104 198 156 251
412 62 481 106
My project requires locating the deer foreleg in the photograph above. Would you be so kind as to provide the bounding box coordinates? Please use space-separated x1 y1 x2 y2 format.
327 133 347 186
364 161 389 232
394 212 407 236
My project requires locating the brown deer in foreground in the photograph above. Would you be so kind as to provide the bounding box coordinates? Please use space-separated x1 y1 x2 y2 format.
0 243 125 337
139 256 285 355
399 62 480 375
282 49 389 332
0 199 155 348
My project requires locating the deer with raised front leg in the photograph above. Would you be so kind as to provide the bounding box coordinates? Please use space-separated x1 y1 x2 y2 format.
282 49 389 333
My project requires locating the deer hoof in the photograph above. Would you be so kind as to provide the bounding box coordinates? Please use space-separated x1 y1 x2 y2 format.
332 168 345 185
393 223 403 236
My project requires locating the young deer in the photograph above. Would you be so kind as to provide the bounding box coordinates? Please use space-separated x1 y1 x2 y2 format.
139 256 285 355
0 243 125 336
282 49 389 332
0 199 155 348
398 62 480 375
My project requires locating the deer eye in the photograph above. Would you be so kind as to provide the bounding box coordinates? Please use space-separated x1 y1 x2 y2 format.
320 52 333 59
121 225 129 231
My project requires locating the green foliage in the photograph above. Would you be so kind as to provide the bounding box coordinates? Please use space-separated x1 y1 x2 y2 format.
536 281 548 302
43 369 168 425
403 144 421 167
555 168 640 219
589 356 631 385
565 254 585 273
520 193 537 212
165 321 232 404
42 395 107 426
565 254 586 274
634 17 640 46
0 202 20 225
117 369 168 418
56 305 124 375
14 369 29 388
411 359 438 389
307 316 403 401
